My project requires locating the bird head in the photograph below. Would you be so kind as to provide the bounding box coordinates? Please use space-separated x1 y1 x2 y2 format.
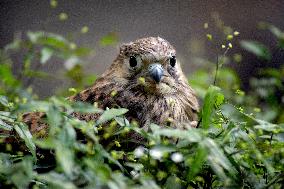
107 37 189 96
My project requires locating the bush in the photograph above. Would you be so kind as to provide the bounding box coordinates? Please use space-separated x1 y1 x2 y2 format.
0 24 284 188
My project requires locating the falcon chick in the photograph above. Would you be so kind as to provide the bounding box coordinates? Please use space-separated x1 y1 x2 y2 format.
69 37 199 129
5 36 199 152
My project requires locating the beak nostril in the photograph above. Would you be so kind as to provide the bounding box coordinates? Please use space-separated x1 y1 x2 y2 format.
148 64 164 83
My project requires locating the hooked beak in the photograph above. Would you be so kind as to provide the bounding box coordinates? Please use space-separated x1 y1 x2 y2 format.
148 64 164 83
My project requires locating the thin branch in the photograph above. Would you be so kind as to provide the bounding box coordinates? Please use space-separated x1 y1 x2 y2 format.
269 133 274 146
213 47 230 86
200 45 230 128
213 55 219 85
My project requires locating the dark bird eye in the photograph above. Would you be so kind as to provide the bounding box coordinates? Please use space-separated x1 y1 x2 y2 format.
129 56 137 67
170 56 176 67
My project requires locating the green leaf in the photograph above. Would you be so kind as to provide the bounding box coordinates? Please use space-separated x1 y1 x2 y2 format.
100 32 119 47
83 74 97 86
55 143 74 177
0 95 9 107
18 100 50 113
0 63 20 87
96 108 128 125
41 34 69 49
27 31 45 43
215 93 224 107
266 25 284 48
268 25 284 39
40 47 53 64
46 104 63 128
71 101 102 114
188 145 207 179
0 119 13 131
34 137 57 149
36 172 77 189
14 123 36 159
4 39 21 52
73 47 92 57
152 126 202 143
84 158 112 182
240 40 271 60
95 144 126 172
188 69 211 98
10 157 34 189
165 175 182 189
254 123 280 132
24 70 50 78
27 31 69 49
0 111 15 122
201 85 221 129
114 117 130 127
203 138 236 180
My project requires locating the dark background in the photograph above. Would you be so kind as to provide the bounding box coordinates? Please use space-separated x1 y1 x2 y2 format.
1 0 284 97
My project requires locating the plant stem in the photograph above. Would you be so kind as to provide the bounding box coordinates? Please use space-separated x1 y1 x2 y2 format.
213 55 219 85
213 47 230 86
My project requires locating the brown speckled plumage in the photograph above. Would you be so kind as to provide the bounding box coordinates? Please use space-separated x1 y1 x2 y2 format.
23 37 199 137
69 37 199 129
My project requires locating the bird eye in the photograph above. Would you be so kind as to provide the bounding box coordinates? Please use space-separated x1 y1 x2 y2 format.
169 56 176 67
126 55 142 71
129 56 137 67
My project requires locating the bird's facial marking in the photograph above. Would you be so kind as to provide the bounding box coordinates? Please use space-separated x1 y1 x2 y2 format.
124 55 142 71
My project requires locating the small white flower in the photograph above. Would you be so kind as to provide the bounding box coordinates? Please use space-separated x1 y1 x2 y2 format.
134 146 145 158
149 148 163 160
233 31 240 36
171 152 183 163
228 43 233 48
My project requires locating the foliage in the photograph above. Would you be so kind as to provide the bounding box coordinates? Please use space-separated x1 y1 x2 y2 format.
240 41 271 61
0 20 284 189
2 30 96 99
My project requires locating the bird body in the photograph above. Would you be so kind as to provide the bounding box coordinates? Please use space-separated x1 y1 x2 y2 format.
22 37 199 137
69 37 199 130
